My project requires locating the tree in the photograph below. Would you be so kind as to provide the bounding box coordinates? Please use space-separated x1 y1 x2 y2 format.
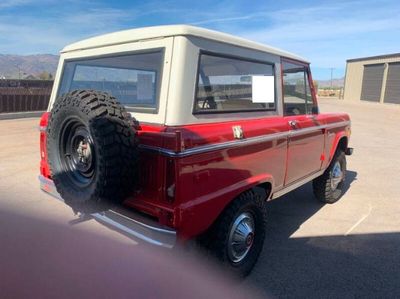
38 71 53 80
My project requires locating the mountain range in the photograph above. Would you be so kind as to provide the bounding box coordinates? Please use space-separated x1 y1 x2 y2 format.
0 54 345 87
317 77 345 88
0 54 59 79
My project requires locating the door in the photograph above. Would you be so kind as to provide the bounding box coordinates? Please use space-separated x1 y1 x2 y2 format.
384 62 400 104
360 64 385 102
282 59 325 185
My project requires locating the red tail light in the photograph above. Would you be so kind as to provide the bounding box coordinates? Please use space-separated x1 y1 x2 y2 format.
165 158 176 202
39 112 51 178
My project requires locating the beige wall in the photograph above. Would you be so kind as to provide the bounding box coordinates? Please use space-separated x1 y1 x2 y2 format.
344 56 400 102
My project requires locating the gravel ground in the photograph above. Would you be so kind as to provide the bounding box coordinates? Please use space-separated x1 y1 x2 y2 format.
0 98 399 297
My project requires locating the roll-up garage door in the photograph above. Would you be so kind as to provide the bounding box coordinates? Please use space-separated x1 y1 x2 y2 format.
360 64 385 102
384 63 400 104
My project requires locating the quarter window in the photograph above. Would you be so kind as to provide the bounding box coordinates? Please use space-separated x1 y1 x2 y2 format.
282 61 313 115
194 53 275 113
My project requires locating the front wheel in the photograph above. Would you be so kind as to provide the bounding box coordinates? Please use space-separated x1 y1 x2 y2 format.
313 150 347 203
199 188 267 277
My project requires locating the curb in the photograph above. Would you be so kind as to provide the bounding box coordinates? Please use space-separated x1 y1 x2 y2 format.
0 111 45 120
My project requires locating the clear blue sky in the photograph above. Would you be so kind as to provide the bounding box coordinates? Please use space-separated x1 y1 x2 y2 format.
1 0 399 80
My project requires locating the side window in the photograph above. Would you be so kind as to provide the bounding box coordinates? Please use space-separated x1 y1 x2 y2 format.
194 53 275 113
282 61 313 115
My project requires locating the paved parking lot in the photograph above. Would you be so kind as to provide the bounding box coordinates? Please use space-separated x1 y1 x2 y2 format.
0 98 399 297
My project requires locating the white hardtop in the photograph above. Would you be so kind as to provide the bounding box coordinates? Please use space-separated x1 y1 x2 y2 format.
61 24 308 63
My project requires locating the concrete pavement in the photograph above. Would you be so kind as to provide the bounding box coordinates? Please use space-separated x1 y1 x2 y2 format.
0 99 399 297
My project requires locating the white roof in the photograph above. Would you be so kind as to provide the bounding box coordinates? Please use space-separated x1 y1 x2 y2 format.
61 25 308 63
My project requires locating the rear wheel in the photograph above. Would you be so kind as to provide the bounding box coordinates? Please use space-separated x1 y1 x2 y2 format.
199 188 267 277
313 150 347 203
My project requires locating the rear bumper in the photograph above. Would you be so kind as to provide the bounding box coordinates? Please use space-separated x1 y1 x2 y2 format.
39 175 177 248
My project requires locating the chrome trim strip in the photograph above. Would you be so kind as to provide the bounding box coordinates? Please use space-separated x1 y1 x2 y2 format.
139 120 350 157
38 175 177 248
271 169 325 199
38 125 47 132
290 120 350 137
323 120 350 130
290 125 322 137
139 131 290 157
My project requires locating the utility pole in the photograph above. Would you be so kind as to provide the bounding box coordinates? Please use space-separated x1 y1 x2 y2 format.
330 68 335 88
13 64 22 80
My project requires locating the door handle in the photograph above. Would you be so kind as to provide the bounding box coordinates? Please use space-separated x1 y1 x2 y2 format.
288 120 298 128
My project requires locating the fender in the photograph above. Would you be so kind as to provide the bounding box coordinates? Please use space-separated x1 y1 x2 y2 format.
177 173 274 239
328 131 349 164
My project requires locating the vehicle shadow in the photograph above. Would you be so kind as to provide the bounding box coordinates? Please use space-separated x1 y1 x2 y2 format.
256 169 358 250
343 169 357 194
244 170 400 297
247 231 400 298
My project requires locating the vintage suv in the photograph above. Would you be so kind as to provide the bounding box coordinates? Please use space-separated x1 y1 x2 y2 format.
39 25 353 276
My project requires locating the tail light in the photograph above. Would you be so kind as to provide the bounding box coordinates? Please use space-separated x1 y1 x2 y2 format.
164 131 181 203
39 112 51 178
165 158 176 202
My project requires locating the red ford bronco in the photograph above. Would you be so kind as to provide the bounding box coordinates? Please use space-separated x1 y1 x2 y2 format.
39 25 353 276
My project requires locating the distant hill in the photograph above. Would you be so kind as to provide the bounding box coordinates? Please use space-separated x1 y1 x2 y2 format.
0 54 346 88
0 54 59 79
317 77 345 88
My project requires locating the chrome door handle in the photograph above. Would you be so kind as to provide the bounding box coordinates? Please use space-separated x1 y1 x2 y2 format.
288 120 298 128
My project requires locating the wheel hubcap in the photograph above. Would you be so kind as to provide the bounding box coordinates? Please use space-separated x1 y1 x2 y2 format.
331 161 343 190
76 139 92 167
228 212 255 263
59 117 95 187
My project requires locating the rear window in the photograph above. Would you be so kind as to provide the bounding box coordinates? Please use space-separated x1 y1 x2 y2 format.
194 53 276 113
58 51 164 113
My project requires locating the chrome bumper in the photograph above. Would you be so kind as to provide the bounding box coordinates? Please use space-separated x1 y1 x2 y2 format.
39 175 177 248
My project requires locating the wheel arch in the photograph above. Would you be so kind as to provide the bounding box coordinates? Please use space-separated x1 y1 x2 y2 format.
178 174 274 240
254 181 273 200
328 134 348 164
229 175 274 205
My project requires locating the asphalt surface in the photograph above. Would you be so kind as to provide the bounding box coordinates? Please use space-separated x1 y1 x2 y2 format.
0 98 399 297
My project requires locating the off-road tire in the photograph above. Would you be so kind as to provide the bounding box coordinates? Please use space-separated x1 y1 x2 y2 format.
199 188 267 277
47 90 138 212
313 150 346 204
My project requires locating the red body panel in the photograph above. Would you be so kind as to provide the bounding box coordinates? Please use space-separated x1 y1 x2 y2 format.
127 111 350 240
284 115 325 184
166 117 288 237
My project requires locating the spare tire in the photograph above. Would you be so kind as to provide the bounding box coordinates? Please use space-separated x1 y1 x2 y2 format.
46 90 139 211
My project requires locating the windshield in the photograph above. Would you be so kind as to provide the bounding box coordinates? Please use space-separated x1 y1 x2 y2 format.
57 51 164 112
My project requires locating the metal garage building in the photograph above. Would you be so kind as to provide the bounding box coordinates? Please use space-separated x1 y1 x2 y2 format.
344 53 400 104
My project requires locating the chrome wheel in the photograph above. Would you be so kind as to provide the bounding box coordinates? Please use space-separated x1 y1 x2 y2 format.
330 161 343 191
228 212 255 263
